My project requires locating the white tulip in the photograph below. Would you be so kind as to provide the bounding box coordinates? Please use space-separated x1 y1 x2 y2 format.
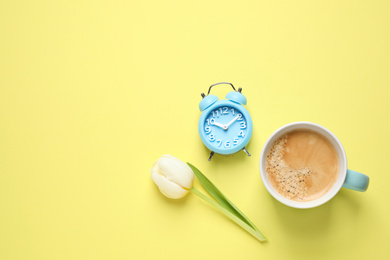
150 154 195 199
150 155 267 242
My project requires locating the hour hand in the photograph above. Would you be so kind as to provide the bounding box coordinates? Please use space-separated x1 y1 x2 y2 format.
212 120 227 130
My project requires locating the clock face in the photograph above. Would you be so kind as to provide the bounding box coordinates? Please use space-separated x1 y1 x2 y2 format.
202 105 249 152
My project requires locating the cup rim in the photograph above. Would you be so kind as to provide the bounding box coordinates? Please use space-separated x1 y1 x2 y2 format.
259 121 348 209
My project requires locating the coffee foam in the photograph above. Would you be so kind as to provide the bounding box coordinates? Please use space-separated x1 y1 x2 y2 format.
265 130 339 202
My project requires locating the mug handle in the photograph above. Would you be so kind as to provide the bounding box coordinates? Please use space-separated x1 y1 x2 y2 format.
342 169 370 192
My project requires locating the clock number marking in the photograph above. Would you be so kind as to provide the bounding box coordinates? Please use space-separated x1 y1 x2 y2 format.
237 113 243 121
217 107 229 115
238 130 245 137
222 107 229 114
212 110 219 118
206 118 215 125
233 138 239 145
240 122 246 129
224 141 231 148
205 126 211 133
231 108 235 116
216 139 222 147
208 134 216 142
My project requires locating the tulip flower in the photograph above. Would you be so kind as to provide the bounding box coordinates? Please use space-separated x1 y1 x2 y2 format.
150 154 267 242
150 154 195 199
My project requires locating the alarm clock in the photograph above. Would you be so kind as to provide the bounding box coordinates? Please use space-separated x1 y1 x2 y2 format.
198 82 253 161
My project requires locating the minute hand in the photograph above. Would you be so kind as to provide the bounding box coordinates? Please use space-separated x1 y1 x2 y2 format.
224 115 240 129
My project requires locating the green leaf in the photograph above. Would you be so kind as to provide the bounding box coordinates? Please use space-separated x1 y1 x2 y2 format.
187 163 266 241
191 187 267 242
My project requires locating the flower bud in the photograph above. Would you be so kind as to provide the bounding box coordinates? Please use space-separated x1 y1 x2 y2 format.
150 155 195 199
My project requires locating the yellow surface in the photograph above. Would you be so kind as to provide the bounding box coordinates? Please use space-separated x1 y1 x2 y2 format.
1 1 389 259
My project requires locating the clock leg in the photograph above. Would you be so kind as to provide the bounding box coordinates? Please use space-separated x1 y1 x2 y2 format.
242 147 251 157
208 151 215 161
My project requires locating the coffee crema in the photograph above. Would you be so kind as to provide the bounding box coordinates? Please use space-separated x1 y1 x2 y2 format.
265 129 339 202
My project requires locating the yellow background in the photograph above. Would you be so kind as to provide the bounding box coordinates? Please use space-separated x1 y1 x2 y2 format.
1 1 389 259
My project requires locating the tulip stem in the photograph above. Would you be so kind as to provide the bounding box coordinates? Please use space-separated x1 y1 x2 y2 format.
191 187 267 242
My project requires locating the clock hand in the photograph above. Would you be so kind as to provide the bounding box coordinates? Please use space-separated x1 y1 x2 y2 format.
224 115 240 129
212 120 227 130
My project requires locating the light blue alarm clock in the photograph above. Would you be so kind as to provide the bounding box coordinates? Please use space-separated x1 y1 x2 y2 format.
198 82 253 161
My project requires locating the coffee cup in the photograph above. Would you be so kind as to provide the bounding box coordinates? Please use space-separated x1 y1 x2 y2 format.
259 122 369 209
